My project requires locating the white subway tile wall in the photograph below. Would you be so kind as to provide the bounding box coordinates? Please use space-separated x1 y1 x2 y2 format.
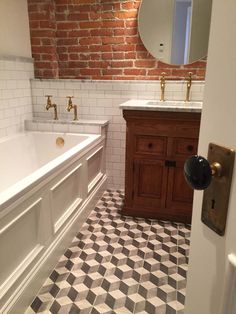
0 57 34 137
31 79 204 189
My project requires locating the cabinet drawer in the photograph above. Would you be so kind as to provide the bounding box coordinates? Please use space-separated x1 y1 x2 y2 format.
172 138 198 157
135 135 167 156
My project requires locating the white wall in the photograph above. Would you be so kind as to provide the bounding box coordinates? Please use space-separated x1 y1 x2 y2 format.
0 57 34 138
0 1 33 138
0 0 31 58
185 0 236 313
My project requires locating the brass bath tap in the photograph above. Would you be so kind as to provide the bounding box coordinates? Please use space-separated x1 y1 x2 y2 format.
45 95 58 120
160 72 166 101
185 72 193 102
66 96 78 121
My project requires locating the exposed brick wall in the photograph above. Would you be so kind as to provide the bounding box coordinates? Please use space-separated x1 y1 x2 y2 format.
28 0 206 80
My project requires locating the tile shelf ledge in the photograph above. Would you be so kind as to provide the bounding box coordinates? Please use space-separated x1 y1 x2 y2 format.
119 99 202 113
25 119 109 135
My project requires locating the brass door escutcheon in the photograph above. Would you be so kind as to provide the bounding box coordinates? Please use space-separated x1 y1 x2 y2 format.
201 143 235 236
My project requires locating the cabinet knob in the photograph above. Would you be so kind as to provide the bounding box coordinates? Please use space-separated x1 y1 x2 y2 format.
184 155 222 190
148 143 153 149
187 145 194 152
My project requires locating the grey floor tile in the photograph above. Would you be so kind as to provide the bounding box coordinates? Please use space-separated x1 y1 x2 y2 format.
28 190 190 314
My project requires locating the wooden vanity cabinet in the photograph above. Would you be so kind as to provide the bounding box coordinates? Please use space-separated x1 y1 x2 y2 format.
122 110 201 224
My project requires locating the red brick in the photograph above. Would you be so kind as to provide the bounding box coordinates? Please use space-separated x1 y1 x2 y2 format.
80 69 101 76
79 37 101 45
102 20 124 28
79 21 102 29
114 11 137 19
102 69 123 76
29 21 40 29
90 29 113 36
102 53 113 60
56 30 68 38
59 54 69 61
122 2 135 10
126 37 141 44
135 60 156 68
31 38 41 45
90 45 112 52
172 69 197 77
111 61 133 68
102 37 124 45
31 30 55 38
90 54 101 60
57 22 78 30
112 44 135 52
68 30 90 37
57 38 78 46
125 52 136 59
89 61 110 68
67 13 89 20
114 28 137 36
148 69 172 76
40 21 56 28
68 46 89 53
124 69 146 75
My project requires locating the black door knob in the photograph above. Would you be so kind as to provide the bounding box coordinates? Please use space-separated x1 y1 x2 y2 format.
184 155 222 190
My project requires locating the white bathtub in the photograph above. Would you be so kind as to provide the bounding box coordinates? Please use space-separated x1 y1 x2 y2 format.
0 131 101 209
0 131 107 313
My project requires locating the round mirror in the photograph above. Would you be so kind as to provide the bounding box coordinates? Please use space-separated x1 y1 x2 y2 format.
138 0 212 65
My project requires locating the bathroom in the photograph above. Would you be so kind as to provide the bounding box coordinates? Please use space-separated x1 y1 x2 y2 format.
0 0 236 313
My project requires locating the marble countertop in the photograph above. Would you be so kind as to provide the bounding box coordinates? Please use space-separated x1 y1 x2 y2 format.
27 118 109 126
119 99 202 113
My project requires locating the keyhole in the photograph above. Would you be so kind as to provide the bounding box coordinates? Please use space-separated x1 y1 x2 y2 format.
211 199 216 209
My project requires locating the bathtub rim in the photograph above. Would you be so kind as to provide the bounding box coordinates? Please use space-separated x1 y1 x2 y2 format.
0 131 102 213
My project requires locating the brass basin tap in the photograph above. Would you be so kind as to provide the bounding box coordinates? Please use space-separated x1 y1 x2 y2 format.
185 72 193 102
160 72 166 101
45 95 58 120
66 96 78 121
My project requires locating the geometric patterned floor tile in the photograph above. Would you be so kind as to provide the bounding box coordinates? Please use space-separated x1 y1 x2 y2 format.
28 190 191 314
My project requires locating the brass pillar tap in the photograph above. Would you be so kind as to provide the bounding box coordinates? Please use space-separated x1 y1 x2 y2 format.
45 95 58 120
66 96 78 121
185 72 193 102
160 72 166 101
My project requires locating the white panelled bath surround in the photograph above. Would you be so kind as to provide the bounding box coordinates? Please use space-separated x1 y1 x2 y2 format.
0 130 107 313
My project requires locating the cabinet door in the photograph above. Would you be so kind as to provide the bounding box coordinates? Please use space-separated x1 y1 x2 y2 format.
165 136 198 220
165 159 194 222
133 158 168 212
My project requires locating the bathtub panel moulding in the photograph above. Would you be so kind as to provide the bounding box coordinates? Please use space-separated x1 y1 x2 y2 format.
0 198 44 299
87 145 104 192
50 162 83 234
2 176 107 314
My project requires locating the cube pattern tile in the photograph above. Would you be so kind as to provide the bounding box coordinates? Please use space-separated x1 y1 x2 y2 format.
28 190 190 314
